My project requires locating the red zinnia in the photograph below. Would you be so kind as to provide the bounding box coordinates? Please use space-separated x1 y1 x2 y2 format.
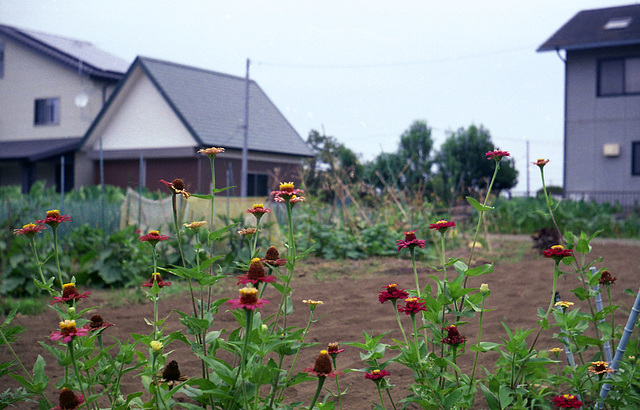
271 182 304 202
13 223 46 238
141 272 171 288
599 270 617 285
227 287 269 311
246 203 271 219
52 387 85 410
552 394 583 408
83 314 115 332
379 283 409 304
441 325 466 346
36 210 71 228
396 230 426 252
262 246 287 267
237 258 276 285
50 283 91 305
485 150 510 161
138 230 169 245
542 245 574 263
50 320 89 343
429 220 456 234
398 297 427 315
365 369 391 380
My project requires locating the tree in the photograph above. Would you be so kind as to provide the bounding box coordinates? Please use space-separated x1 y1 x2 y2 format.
435 124 518 201
365 120 434 192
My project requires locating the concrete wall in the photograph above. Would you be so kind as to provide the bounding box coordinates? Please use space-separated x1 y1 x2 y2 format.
565 46 640 196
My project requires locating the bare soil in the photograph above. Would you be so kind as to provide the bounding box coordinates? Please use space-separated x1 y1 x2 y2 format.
3 236 640 409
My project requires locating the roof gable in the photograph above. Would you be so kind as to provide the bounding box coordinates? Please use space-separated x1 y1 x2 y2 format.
538 4 640 52
0 24 128 80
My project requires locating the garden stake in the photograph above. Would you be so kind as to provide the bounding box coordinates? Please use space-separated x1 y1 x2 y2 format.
597 285 640 407
592 282 613 363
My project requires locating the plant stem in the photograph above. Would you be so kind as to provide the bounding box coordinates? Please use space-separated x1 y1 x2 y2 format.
68 342 91 410
385 386 398 410
241 309 254 410
52 227 64 288
29 238 53 295
391 300 410 348
468 295 486 395
308 376 326 410
251 217 261 258
376 383 387 410
330 357 343 410
410 248 420 298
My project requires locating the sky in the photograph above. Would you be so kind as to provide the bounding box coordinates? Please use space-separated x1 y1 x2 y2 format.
1 0 635 194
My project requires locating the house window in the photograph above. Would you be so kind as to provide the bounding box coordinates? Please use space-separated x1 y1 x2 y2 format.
632 142 640 176
34 97 60 125
598 57 640 96
0 42 4 79
247 173 268 196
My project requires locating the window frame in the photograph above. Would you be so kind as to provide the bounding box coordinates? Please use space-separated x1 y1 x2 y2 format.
34 97 60 126
597 56 640 97
632 141 640 176
0 41 4 79
246 173 269 196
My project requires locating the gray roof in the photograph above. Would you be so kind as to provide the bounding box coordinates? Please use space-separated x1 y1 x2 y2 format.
538 4 640 52
0 138 82 161
0 24 128 80
130 57 313 157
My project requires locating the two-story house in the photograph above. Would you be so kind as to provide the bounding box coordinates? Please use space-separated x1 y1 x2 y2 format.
0 24 128 192
538 4 640 206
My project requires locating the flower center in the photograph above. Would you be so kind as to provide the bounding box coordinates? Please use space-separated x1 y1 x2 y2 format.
239 287 259 305
405 297 417 303
265 246 280 260
551 245 565 250
162 360 182 381
46 210 60 218
59 320 77 336
149 230 159 236
279 182 295 191
253 203 264 209
59 388 80 409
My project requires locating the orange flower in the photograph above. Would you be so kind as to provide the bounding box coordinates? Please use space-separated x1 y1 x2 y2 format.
588 361 614 375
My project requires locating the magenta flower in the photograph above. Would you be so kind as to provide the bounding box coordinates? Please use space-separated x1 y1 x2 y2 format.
83 314 115 332
552 394 583 408
485 150 510 161
271 181 304 202
36 210 71 228
237 258 277 285
141 272 172 288
50 283 91 305
303 350 341 378
429 219 456 234
542 245 574 263
379 283 409 304
246 203 271 219
227 287 269 311
138 230 169 245
50 320 89 343
13 223 46 238
397 297 427 315
365 369 391 380
441 325 466 347
52 388 85 410
396 230 426 252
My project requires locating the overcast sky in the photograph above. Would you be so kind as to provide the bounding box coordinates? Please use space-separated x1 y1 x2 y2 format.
1 0 635 193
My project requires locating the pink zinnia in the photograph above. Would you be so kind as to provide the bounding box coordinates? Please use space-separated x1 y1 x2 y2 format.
13 223 46 238
50 283 91 305
262 246 287 267
138 230 169 245
271 181 304 202
485 150 510 161
237 258 276 285
36 210 71 228
50 320 89 343
429 220 456 234
227 287 269 311
246 203 271 219
365 369 390 380
52 388 85 410
396 230 426 251
397 297 427 315
379 283 409 304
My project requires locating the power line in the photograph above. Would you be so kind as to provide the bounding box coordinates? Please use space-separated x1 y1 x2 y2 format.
254 44 537 70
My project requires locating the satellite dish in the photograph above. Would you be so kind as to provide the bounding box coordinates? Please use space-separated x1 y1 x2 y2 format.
74 92 89 108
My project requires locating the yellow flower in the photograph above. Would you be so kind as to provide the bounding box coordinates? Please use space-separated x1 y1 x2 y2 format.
548 347 563 354
184 221 207 231
150 340 163 353
479 283 490 294
555 301 574 309
302 299 324 306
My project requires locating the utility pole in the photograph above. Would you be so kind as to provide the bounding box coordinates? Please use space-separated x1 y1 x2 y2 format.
240 58 250 197
526 139 530 197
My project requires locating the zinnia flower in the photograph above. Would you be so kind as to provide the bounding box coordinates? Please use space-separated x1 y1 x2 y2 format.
479 283 490 294
50 283 91 305
198 146 225 158
184 221 207 232
271 181 304 202
50 320 89 343
429 220 456 234
262 246 287 267
246 203 271 219
599 270 616 285
36 210 71 228
13 223 46 238
238 228 257 238
160 179 190 198
365 369 390 381
141 272 172 288
303 350 340 377
485 150 510 161
52 388 85 410
548 347 563 354
533 158 549 168
555 301 574 309
588 361 614 375
441 325 466 346
138 230 169 245
83 314 114 332
396 230 426 252
237 258 276 285
227 287 269 311
552 394 583 408
327 342 345 357
379 283 409 304
542 245 574 263
156 360 189 388
397 297 427 315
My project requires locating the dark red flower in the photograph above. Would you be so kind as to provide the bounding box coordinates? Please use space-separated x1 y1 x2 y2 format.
379 283 409 304
138 230 169 245
52 387 85 410
50 283 91 305
50 320 89 343
303 350 341 378
396 230 426 252
36 210 71 228
227 287 269 311
542 245 574 263
429 220 456 234
397 297 427 315
365 369 390 380
441 325 466 346
159 179 190 198
83 314 115 332
485 150 510 161
599 270 617 285
13 223 46 238
246 203 271 219
237 258 276 285
552 394 583 408
141 272 172 288
271 181 304 202
262 246 287 267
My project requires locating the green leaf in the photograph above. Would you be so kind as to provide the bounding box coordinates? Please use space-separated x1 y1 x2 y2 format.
470 342 501 352
190 187 234 199
465 263 493 277
499 385 515 408
466 196 494 212
208 222 240 242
